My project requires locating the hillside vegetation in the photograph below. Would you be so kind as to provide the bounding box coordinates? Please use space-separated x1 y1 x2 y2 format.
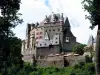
4 62 95 75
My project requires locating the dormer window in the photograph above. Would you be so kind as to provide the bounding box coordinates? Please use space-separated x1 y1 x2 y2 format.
66 37 69 42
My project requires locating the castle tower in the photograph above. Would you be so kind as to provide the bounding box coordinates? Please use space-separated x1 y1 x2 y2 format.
26 24 31 48
62 17 77 52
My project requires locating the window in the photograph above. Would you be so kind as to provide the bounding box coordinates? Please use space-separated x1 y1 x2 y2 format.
32 33 34 35
36 37 38 39
34 45 35 49
45 30 47 32
39 36 42 39
36 32 39 35
53 29 55 31
56 38 58 39
58 29 60 31
44 44 46 45
66 37 69 42
55 41 58 43
40 44 42 46
36 42 38 44
40 32 42 35
49 30 51 31
56 33 58 35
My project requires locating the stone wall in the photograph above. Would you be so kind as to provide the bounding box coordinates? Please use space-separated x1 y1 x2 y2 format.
37 56 64 67
36 45 60 58
64 55 85 66
22 54 33 63
36 55 85 67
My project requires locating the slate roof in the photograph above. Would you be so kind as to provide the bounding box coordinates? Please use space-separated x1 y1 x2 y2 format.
64 17 70 28
87 35 94 46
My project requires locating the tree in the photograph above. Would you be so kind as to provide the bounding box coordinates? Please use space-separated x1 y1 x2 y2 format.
82 0 100 75
73 44 86 55
0 0 23 74
84 45 94 57
9 37 23 66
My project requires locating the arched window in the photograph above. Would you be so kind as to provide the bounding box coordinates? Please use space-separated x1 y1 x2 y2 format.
66 37 69 42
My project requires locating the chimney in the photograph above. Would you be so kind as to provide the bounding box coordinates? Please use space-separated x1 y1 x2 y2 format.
61 13 64 21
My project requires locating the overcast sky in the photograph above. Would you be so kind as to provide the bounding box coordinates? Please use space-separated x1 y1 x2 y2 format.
13 0 98 44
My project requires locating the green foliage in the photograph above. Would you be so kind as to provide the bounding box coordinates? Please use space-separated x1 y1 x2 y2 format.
85 55 92 63
82 0 100 74
73 44 86 55
0 0 23 73
1 62 95 75
8 37 23 65
82 0 100 28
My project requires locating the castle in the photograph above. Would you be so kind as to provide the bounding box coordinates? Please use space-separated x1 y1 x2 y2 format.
21 13 78 63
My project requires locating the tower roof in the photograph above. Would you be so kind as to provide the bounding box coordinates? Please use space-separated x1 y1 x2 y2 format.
64 17 70 28
87 35 94 46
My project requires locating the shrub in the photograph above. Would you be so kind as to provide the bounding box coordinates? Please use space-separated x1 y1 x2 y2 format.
73 44 86 55
3 62 96 75
85 55 92 63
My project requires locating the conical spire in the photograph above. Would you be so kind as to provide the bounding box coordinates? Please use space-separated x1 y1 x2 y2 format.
87 35 94 46
64 17 70 28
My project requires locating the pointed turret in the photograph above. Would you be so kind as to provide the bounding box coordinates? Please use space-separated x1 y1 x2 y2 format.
87 35 94 47
64 17 70 28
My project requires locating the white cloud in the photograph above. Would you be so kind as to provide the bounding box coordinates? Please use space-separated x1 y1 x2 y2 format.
44 0 97 44
13 0 97 44
13 0 50 39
